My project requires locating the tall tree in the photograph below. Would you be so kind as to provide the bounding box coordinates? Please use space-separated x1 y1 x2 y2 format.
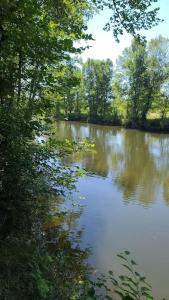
83 58 113 121
58 61 86 118
115 38 150 126
126 38 150 126
114 36 169 127
0 0 161 134
147 36 169 119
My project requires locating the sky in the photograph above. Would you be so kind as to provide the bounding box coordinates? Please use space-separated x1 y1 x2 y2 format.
80 0 169 64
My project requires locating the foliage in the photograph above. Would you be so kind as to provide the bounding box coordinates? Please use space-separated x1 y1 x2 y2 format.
110 251 153 300
57 59 86 118
114 36 169 128
94 0 161 40
0 195 91 300
83 59 113 121
74 252 154 300
147 36 169 120
123 38 151 127
56 36 169 129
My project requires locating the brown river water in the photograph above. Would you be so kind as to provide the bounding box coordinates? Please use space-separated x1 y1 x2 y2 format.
55 121 169 299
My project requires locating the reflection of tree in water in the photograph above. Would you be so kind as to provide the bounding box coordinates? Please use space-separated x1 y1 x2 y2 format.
114 131 160 205
163 177 169 205
114 132 169 206
77 126 114 177
57 122 169 207
148 134 169 205
56 121 122 177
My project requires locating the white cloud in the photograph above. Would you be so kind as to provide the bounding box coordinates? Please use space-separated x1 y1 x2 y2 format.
80 31 132 64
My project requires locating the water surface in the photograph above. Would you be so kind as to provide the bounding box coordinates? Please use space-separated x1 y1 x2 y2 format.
56 121 169 299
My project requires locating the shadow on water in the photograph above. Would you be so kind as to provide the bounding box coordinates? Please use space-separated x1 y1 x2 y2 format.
0 181 91 299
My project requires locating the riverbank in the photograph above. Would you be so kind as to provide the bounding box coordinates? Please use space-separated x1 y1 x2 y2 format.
61 115 169 133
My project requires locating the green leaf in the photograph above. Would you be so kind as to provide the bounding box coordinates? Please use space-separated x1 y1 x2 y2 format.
105 296 113 300
130 260 137 266
134 271 140 277
117 254 128 261
114 289 125 298
122 264 133 273
108 270 113 275
124 251 130 255
87 287 95 297
123 296 135 300
110 278 119 286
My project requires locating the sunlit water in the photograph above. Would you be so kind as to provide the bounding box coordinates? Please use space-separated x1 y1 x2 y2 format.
56 121 169 299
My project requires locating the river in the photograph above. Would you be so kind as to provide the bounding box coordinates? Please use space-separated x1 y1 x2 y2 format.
55 121 169 299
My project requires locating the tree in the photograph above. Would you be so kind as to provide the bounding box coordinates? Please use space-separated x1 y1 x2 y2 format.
83 58 113 121
93 0 161 40
0 0 161 208
114 38 150 126
147 36 169 120
0 0 161 138
126 38 150 126
57 60 86 118
114 36 169 127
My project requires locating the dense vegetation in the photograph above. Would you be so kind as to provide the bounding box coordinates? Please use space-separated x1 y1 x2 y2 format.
57 37 169 131
0 0 165 299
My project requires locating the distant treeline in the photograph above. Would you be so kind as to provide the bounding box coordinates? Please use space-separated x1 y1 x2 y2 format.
55 36 169 131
